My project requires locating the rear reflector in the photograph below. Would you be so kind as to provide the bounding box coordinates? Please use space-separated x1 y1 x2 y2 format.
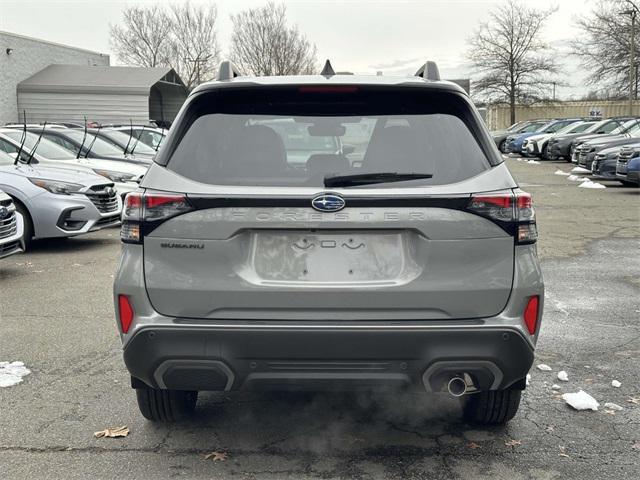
118 295 134 334
523 296 540 335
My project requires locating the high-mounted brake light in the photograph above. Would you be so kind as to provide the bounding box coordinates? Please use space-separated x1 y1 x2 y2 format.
467 190 537 244
298 86 359 93
120 192 193 244
118 294 134 334
523 296 540 335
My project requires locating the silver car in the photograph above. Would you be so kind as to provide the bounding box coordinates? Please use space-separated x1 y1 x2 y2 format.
0 151 121 248
114 61 544 425
0 189 24 259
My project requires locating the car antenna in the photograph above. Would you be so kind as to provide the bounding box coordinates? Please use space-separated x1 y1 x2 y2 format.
13 110 28 165
122 119 133 156
25 121 47 165
129 125 145 155
76 116 88 159
83 124 101 158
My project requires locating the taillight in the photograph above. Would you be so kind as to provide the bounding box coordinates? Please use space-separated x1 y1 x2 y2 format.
118 294 134 334
121 191 193 244
523 296 540 335
467 190 537 244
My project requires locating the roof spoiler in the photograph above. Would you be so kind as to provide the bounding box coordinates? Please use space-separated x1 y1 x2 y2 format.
415 61 440 81
217 61 243 81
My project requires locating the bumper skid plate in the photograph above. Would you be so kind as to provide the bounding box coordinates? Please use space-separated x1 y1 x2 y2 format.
124 325 534 393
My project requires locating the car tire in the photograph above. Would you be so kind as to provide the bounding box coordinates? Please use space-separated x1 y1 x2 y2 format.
620 180 638 188
498 140 506 153
135 388 198 422
462 388 522 425
13 201 33 250
541 144 548 159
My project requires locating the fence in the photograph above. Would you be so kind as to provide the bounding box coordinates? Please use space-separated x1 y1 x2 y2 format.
485 100 640 130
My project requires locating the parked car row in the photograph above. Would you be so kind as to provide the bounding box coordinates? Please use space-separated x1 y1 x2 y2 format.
492 116 640 187
0 122 164 259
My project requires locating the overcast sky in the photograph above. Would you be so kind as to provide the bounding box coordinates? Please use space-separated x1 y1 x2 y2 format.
0 0 594 97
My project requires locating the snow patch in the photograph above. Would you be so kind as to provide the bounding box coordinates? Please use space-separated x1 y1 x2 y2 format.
527 160 540 164
578 179 606 189
557 370 569 382
526 374 531 386
554 169 570 176
537 364 553 371
567 174 587 182
562 390 599 411
571 166 591 173
611 380 621 388
552 384 561 390
604 402 623 411
0 361 31 388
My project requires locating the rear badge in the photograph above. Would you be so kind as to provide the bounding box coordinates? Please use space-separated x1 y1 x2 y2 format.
311 194 346 212
160 242 204 250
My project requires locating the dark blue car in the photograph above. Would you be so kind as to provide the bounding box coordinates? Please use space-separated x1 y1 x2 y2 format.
617 153 640 186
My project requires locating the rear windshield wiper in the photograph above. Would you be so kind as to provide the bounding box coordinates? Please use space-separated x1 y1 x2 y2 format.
324 172 433 188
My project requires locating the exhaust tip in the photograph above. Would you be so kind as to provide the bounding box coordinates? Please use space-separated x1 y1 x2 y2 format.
447 376 467 397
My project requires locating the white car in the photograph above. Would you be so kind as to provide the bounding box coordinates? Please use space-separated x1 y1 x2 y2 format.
0 129 147 198
523 121 597 157
0 188 24 259
110 126 167 150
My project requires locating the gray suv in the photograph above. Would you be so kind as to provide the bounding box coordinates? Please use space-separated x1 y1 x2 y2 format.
114 61 543 425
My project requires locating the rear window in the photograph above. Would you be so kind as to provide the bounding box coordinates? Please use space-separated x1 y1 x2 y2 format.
165 87 492 187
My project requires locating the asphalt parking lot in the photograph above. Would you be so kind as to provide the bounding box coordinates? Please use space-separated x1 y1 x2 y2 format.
0 157 639 480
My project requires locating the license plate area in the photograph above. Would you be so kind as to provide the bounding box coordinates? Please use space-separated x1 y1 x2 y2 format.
244 230 422 287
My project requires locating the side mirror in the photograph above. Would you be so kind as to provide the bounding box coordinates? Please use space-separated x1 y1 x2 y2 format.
342 144 355 155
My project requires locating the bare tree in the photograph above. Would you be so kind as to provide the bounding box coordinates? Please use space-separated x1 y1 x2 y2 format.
169 2 221 87
110 5 173 68
572 0 639 97
229 2 318 76
110 2 221 89
466 0 560 124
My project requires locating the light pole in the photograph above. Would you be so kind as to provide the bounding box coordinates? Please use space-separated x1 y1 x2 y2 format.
622 1 640 115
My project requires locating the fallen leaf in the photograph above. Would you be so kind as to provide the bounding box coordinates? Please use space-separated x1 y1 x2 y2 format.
505 439 522 447
467 442 481 450
604 410 616 415
348 436 365 444
626 397 640 405
632 441 640 451
545 425 555 433
204 451 228 462
94 426 129 438
558 446 570 458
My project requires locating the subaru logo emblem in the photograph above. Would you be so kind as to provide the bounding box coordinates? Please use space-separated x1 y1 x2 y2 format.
311 194 345 212
0 206 8 220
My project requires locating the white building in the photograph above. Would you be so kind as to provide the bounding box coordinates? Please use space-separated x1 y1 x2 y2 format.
0 31 110 124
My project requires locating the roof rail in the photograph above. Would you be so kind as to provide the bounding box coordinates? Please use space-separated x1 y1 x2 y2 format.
217 61 243 81
415 61 441 81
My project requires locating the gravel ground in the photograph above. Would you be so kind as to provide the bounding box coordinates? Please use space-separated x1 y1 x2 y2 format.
0 157 638 479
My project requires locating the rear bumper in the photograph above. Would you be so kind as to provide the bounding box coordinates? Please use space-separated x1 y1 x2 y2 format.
123 323 534 393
